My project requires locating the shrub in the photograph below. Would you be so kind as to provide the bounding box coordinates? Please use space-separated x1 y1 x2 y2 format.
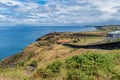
28 60 37 67
67 69 86 80
16 61 25 66
36 52 120 80
72 39 78 43
13 53 22 59
65 52 120 80
37 68 53 78
38 41 51 47
37 61 63 78
28 52 34 61
45 61 63 73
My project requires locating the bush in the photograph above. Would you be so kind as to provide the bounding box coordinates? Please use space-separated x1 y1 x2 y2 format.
13 53 22 59
37 68 53 78
46 61 63 73
65 52 120 80
16 61 25 66
28 60 37 67
37 61 63 78
72 39 78 43
28 52 34 61
36 52 120 80
66 69 88 80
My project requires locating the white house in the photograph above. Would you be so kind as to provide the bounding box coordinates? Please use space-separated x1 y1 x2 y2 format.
107 31 120 41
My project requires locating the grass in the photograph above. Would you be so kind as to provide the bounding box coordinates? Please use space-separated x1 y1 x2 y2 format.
71 36 104 45
28 52 34 61
0 30 113 80
36 61 63 78
1 44 120 80
0 67 29 80
28 60 38 67
36 51 120 80
65 52 120 80
1 48 120 80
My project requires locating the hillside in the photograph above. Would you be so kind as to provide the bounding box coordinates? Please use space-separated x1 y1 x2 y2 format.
0 31 120 80
0 31 107 67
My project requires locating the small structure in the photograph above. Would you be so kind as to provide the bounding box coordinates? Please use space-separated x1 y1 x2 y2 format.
107 31 120 41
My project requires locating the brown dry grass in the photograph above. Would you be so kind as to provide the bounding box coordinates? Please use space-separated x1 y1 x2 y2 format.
1 30 118 80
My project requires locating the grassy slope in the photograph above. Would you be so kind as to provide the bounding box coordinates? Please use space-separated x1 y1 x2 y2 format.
1 31 120 80
1 48 120 80
36 52 120 80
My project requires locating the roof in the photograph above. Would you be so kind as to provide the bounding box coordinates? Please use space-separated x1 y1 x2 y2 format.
108 31 120 34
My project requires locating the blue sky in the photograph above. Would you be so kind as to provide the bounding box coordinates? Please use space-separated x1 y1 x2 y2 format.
0 0 120 26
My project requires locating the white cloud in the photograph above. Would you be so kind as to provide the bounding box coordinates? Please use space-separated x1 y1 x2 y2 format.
0 0 120 25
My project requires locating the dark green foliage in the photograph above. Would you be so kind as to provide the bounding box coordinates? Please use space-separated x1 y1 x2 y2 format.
37 61 63 78
16 60 25 66
37 68 46 76
37 41 51 47
28 52 34 61
13 53 22 59
45 61 62 73
36 52 120 80
72 39 78 43
37 68 53 78
65 52 120 80
28 60 37 67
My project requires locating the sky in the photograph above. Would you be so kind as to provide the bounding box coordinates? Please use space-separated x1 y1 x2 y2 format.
0 0 120 26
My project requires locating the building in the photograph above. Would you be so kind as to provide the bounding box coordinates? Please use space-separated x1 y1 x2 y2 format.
107 31 120 41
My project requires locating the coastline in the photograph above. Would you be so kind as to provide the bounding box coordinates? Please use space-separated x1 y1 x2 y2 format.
1 27 120 80
0 26 96 60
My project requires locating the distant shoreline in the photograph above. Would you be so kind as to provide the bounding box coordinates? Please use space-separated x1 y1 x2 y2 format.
0 26 96 60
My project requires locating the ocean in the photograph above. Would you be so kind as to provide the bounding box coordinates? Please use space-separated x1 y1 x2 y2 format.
0 26 96 60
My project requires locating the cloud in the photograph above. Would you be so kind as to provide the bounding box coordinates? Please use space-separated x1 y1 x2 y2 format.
0 0 120 26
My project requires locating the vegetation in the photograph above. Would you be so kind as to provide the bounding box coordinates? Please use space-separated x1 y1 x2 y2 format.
1 50 120 80
72 38 79 43
65 52 120 80
37 61 63 78
1 31 120 80
45 61 62 73
28 52 34 61
28 60 38 67
34 52 120 80
16 60 26 67
37 41 52 47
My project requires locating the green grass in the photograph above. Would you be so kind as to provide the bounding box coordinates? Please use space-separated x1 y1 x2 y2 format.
1 51 120 80
37 61 63 78
0 67 29 80
65 52 120 80
28 60 38 67
28 52 34 61
36 52 120 80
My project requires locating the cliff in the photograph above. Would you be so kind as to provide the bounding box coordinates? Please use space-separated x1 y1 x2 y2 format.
0 31 106 67
1 31 120 80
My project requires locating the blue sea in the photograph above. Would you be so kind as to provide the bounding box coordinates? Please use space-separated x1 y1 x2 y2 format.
0 26 95 60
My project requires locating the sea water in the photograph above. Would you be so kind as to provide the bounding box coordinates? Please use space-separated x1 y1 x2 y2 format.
0 26 96 60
